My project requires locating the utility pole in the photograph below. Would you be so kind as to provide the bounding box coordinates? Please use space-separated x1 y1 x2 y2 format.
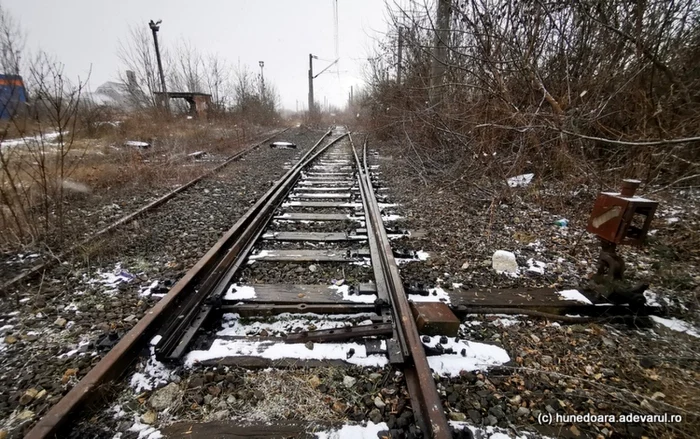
308 53 316 117
259 61 265 97
430 0 451 106
397 27 403 85
149 19 169 113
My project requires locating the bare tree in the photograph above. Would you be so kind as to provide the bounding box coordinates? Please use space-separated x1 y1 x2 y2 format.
204 54 229 112
360 0 700 187
117 25 162 107
170 39 204 93
0 5 87 247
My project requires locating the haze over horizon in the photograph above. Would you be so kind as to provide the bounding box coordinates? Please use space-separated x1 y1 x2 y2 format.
3 0 390 111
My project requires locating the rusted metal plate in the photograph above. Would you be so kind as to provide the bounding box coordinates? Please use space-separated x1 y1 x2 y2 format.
448 287 589 307
221 303 376 316
410 302 461 336
273 213 358 221
220 284 374 304
249 249 366 262
285 323 393 343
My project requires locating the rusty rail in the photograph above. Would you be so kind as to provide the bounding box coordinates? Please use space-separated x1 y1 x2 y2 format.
1 128 290 296
24 128 334 439
350 134 451 439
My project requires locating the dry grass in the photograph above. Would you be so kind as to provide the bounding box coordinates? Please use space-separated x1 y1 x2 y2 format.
183 368 343 424
0 112 271 251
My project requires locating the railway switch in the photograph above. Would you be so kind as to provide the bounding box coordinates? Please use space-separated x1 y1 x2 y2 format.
585 179 658 308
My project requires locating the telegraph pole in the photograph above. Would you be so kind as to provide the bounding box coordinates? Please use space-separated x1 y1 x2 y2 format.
259 61 265 97
397 27 403 85
308 53 316 117
149 19 169 112
430 0 451 106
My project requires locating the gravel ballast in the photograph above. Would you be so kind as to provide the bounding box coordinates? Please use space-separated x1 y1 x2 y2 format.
0 127 333 437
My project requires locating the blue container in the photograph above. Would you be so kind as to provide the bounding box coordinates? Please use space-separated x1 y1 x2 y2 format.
0 74 27 120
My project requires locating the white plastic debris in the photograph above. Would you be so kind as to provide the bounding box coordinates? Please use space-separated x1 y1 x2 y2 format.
270 141 297 149
492 250 518 274
123 140 150 148
506 173 534 188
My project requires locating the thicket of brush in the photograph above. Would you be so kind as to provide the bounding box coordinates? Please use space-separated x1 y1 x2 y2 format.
354 0 700 190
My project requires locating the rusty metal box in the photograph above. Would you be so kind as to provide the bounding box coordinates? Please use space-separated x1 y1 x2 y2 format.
410 302 461 336
586 190 657 246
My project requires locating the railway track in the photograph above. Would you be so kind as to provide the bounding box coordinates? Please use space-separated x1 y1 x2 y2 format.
25 128 461 438
0 128 290 295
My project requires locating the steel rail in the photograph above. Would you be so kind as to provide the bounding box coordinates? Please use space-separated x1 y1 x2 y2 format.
155 132 350 361
349 134 451 439
1 128 289 296
24 128 334 439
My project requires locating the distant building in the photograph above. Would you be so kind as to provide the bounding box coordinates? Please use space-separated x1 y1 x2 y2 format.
83 81 134 109
0 74 27 120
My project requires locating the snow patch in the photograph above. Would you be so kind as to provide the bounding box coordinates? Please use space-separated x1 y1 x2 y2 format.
224 284 257 300
421 336 511 376
408 287 451 304
644 290 664 307
0 131 62 148
382 214 402 222
315 421 389 439
329 284 376 303
138 280 161 297
217 312 375 337
488 315 522 327
129 347 176 392
86 264 135 295
556 289 592 304
450 421 555 439
128 415 163 439
185 339 387 368
249 250 271 260
526 258 546 275
651 316 700 338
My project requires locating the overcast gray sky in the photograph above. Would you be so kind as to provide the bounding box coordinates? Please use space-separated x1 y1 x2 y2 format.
3 0 390 111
